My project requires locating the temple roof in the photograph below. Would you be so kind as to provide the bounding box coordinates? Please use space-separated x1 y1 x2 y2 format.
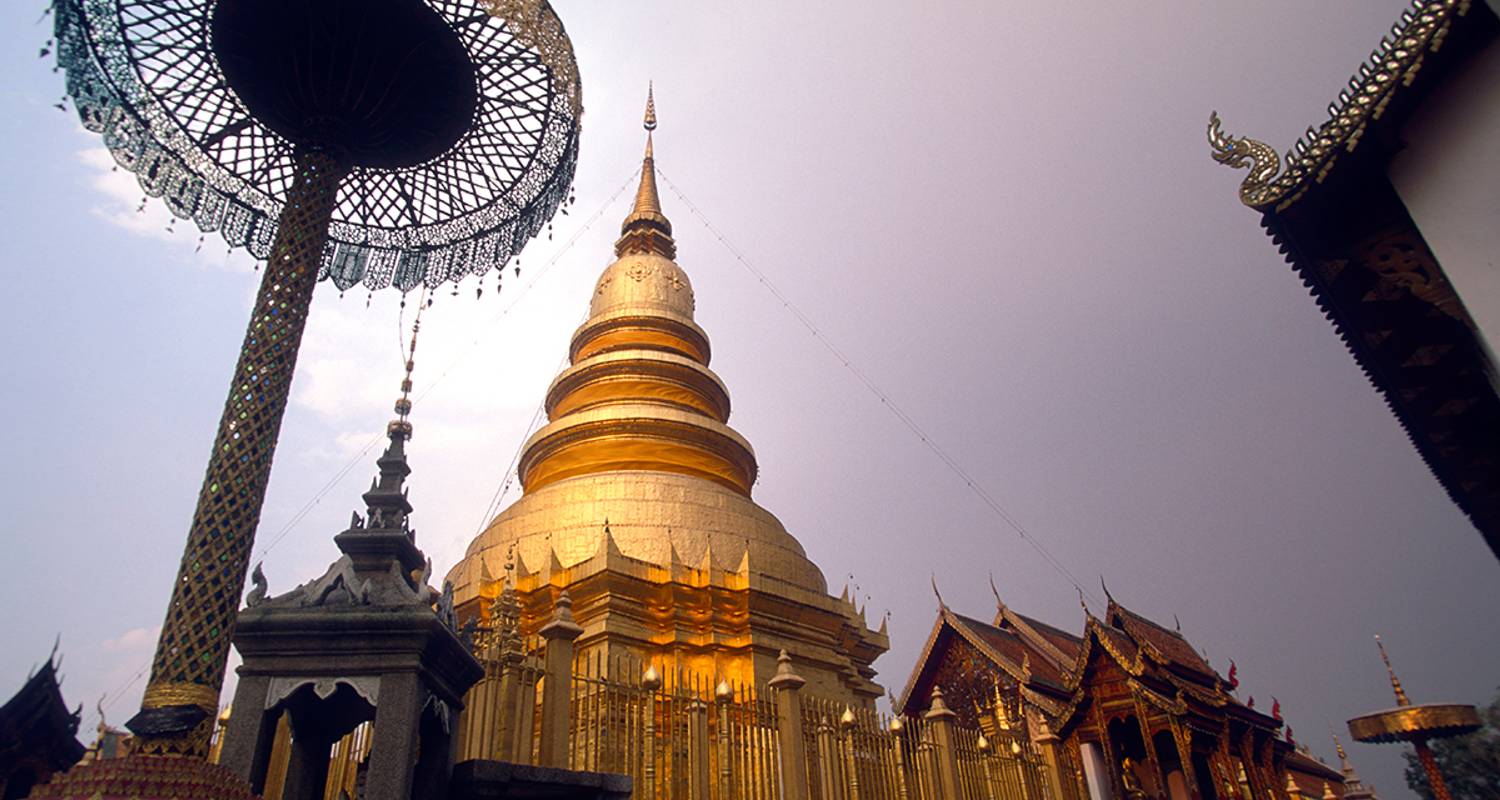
1106 600 1216 681
1285 749 1345 784
898 587 1283 734
1209 1 1486 213
1209 0 1500 557
953 613 1072 689
0 656 86 775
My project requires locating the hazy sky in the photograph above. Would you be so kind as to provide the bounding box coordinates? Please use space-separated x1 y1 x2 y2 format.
2 3 1496 798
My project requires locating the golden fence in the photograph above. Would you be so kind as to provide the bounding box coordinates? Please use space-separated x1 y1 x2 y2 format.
209 713 371 800
450 622 1056 800
555 653 784 800
453 630 544 764
205 599 1055 800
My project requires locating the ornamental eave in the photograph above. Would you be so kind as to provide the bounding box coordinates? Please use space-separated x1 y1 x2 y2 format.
1207 0 1474 213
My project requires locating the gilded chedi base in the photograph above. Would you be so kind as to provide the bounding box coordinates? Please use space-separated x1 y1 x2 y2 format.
28 754 259 800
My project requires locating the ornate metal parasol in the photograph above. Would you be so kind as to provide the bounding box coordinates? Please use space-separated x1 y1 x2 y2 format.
54 0 580 290
1346 636 1482 800
36 0 580 786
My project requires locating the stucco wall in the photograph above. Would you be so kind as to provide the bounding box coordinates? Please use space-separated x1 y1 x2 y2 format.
1388 14 1500 375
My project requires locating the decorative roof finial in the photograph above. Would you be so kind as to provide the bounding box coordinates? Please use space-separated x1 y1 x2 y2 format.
1330 725 1350 765
931 574 946 609
389 299 425 442
358 299 425 532
1373 635 1410 707
988 572 1006 614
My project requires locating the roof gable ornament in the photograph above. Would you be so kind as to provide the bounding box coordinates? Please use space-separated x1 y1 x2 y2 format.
1208 1 1472 212
988 572 1007 616
1207 112 1286 208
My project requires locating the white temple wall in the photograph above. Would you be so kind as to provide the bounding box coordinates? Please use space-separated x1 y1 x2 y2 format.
1388 21 1500 379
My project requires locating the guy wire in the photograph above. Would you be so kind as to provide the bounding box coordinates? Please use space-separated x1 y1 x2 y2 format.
656 167 1099 607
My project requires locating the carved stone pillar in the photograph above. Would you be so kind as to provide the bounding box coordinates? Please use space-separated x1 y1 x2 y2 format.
769 651 811 800
924 687 962 800
538 591 583 768
219 675 276 793
364 673 423 800
689 700 710 800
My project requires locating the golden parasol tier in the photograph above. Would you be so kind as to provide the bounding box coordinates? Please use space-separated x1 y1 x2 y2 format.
1345 637 1482 800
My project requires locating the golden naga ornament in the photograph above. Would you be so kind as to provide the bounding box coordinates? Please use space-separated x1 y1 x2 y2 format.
1207 0 1471 211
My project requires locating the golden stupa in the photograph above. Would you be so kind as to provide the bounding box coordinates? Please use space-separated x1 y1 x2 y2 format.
446 89 887 702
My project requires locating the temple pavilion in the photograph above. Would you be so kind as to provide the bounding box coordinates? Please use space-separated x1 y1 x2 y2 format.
895 585 1354 800
444 94 888 705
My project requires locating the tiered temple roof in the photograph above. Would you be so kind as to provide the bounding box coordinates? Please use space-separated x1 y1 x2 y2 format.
0 654 85 797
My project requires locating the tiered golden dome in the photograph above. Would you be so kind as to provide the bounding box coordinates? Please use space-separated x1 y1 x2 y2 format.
448 90 829 600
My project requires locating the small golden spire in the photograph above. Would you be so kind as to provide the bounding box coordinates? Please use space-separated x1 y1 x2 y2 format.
644 81 657 132
616 83 674 258
1374 635 1411 707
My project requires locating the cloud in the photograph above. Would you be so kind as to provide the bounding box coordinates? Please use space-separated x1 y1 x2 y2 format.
101 625 159 654
73 145 256 272
74 624 242 738
76 147 179 241
65 625 161 736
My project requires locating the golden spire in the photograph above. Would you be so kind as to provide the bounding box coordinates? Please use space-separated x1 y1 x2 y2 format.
1331 728 1350 766
1373 635 1411 707
644 81 657 136
617 83 675 258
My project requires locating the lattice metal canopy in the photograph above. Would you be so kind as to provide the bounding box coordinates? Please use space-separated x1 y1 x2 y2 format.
52 0 581 291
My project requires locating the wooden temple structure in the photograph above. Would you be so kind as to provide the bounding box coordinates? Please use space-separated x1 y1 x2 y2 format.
0 655 84 799
896 586 1347 800
1209 0 1500 558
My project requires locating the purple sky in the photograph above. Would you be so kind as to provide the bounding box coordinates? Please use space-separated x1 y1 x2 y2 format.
2 3 1495 798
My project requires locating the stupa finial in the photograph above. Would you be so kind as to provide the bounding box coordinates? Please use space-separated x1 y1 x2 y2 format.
616 84 675 258
1373 635 1410 707
360 303 424 531
644 81 657 131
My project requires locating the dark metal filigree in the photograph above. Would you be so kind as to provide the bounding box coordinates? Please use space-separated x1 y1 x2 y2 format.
52 0 581 291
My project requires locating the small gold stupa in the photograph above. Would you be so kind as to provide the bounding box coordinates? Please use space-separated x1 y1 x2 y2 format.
445 88 887 703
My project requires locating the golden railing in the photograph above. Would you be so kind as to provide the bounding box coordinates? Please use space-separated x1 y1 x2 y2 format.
206 596 1056 800
209 713 370 800
507 636 1056 798
555 653 784 800
453 630 544 764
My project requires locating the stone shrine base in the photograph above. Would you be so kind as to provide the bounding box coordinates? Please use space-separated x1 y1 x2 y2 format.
449 761 631 800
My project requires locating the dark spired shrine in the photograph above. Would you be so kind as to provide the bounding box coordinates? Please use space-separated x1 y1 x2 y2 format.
219 323 483 800
37 0 580 793
0 655 84 799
